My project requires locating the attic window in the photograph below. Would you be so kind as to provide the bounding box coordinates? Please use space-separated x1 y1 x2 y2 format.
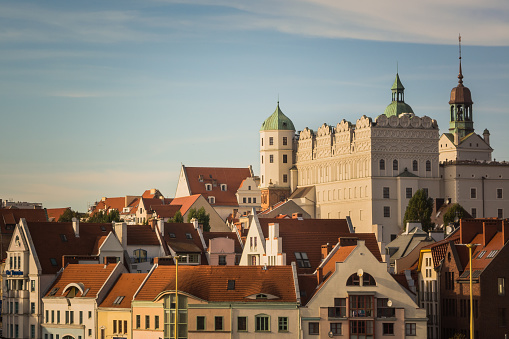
220 184 227 191
256 294 267 299
101 226 107 232
205 184 212 191
185 233 192 239
113 296 125 305
487 250 499 259
170 233 176 238
60 234 68 242
208 196 215 204
227 280 235 290
50 258 58 267
294 252 311 268
49 287 59 296
476 250 486 259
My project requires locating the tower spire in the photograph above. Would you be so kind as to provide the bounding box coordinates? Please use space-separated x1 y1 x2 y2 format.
458 34 463 86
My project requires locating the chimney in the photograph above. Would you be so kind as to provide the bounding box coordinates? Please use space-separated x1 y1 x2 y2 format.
483 129 490 146
114 222 127 246
502 220 509 246
483 221 498 247
157 219 164 236
339 237 358 247
454 130 460 145
149 218 157 231
72 217 79 237
153 257 173 266
150 188 156 195
101 197 107 202
269 223 279 239
459 219 483 244
191 218 200 230
321 243 332 259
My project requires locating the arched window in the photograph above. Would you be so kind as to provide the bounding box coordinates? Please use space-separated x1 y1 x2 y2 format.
412 160 418 171
363 273 376 286
393 160 398 171
426 160 431 172
347 272 376 286
379 159 385 171
347 273 360 286
133 249 147 263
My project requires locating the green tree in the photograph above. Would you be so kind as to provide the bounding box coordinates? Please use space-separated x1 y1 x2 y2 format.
57 208 80 222
187 207 211 232
443 203 468 226
87 209 121 223
106 209 121 223
403 189 434 232
169 210 184 223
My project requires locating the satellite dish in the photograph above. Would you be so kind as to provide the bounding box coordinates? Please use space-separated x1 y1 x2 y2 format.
357 268 364 277
445 226 453 234
387 300 393 307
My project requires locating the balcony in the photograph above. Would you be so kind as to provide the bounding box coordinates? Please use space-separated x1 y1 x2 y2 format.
8 289 29 299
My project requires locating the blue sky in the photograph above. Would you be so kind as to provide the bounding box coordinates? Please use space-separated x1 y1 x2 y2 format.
1 0 508 212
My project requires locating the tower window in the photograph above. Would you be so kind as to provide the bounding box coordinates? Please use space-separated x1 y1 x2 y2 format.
283 154 287 163
426 160 431 172
283 174 288 183
383 187 389 199
269 137 274 146
379 159 385 171
283 137 287 145
393 160 398 171
261 155 263 164
261 138 263 146
270 155 274 163
412 160 418 171
406 188 413 199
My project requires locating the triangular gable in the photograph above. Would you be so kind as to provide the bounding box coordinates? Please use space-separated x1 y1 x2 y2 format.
98 231 124 254
458 132 492 150
239 212 267 265
8 222 29 253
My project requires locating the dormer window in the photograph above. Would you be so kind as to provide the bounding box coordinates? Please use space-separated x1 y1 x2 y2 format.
185 233 192 239
205 184 212 191
198 175 204 182
220 184 227 191
208 196 215 204
256 294 267 299
123 207 130 213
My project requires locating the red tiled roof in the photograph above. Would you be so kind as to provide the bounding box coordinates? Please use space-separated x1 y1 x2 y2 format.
163 223 206 263
45 263 118 298
100 273 147 308
26 221 114 274
46 208 70 222
127 225 160 246
136 265 296 303
152 205 181 218
169 195 201 215
184 167 251 206
428 232 461 268
202 232 243 254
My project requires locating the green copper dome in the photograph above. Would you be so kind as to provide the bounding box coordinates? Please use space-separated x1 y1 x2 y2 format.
384 73 414 117
260 102 295 131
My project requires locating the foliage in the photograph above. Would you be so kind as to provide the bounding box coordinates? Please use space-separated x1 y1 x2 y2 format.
169 210 184 223
443 203 468 226
403 189 434 232
87 209 121 223
187 206 211 232
57 208 81 222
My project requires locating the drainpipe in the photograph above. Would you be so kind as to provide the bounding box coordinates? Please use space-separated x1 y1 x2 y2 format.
230 304 233 339
482 176 485 217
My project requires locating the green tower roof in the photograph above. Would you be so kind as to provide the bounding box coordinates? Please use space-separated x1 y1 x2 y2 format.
384 73 414 117
260 103 295 131
391 73 405 90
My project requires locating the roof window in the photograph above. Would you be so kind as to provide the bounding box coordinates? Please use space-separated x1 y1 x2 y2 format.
101 225 107 232
294 252 311 268
221 184 227 191
208 196 215 204
205 184 212 191
185 233 192 239
49 287 59 296
198 174 204 182
50 258 58 266
60 234 68 242
113 296 125 305
227 280 235 290
487 250 499 259
169 233 176 238
256 294 267 299
476 250 486 259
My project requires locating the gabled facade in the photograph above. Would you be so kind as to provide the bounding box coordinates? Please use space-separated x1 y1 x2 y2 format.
299 239 427 338
169 194 228 232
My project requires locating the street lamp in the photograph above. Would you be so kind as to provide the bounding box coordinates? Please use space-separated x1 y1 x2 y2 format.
173 255 187 339
457 243 480 339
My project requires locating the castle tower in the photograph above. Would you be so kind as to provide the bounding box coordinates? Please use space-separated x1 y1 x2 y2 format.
383 73 414 117
449 35 474 139
259 102 295 210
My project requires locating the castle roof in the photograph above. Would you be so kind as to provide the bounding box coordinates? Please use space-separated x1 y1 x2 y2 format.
260 102 295 131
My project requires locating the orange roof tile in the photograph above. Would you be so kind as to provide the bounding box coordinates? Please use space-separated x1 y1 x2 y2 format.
46 208 70 222
100 273 147 308
136 265 296 303
45 263 118 298
184 167 251 206
169 195 201 215
127 225 160 246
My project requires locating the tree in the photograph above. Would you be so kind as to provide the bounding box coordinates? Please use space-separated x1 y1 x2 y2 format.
403 189 434 232
187 206 211 232
58 208 80 222
169 210 184 223
443 203 468 226
87 209 120 223
106 209 121 223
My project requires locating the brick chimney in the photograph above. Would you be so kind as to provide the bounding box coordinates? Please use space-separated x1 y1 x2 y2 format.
321 243 332 259
483 221 498 247
72 217 79 237
460 219 484 244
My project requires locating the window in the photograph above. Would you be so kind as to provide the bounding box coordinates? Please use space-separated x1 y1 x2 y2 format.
243 197 246 203
261 155 264 164
208 196 215 204
237 316 247 331
406 187 413 199
350 320 373 337
380 159 385 171
31 324 35 338
283 136 288 145
363 273 376 286
261 138 263 146
70 311 74 324
347 273 360 286
227 280 235 290
498 209 503 219
499 308 507 327
471 188 477 199
294 252 311 268
497 188 503 199
270 155 274 163
205 184 212 191
197 316 205 330
218 255 226 266
133 249 147 263
383 187 389 199
136 315 140 329
269 137 274 145
329 298 346 317
412 160 418 171
124 320 127 334
253 197 256 203
350 295 374 317
405 323 416 336
119 320 122 333
377 298 395 318
113 320 117 333
309 322 319 335
499 278 505 296
31 280 35 292
393 160 398 171
221 184 227 191
283 174 288 183
88 311 92 318
426 160 431 172
50 258 58 266
88 329 92 336
471 208 477 218
330 322 341 335
383 323 394 335
282 154 288 163
255 314 270 332
278 317 288 332
145 315 150 329
31 303 35 314
79 311 83 324
384 206 390 218
52 310 55 323
423 188 429 197
215 316 223 331
248 197 251 203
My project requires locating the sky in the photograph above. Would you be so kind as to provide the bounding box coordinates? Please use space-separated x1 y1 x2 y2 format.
1 0 508 212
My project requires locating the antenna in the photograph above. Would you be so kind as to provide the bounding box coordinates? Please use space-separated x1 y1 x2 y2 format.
396 61 398 74
459 33 462 60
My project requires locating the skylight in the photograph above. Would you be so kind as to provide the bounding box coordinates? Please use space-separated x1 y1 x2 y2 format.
113 296 125 305
227 280 235 290
50 258 58 266
486 250 499 259
170 233 176 238
294 252 311 268
476 250 486 259
186 233 192 239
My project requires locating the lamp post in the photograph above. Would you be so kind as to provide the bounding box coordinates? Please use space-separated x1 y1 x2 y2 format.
458 243 480 339
174 255 186 339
